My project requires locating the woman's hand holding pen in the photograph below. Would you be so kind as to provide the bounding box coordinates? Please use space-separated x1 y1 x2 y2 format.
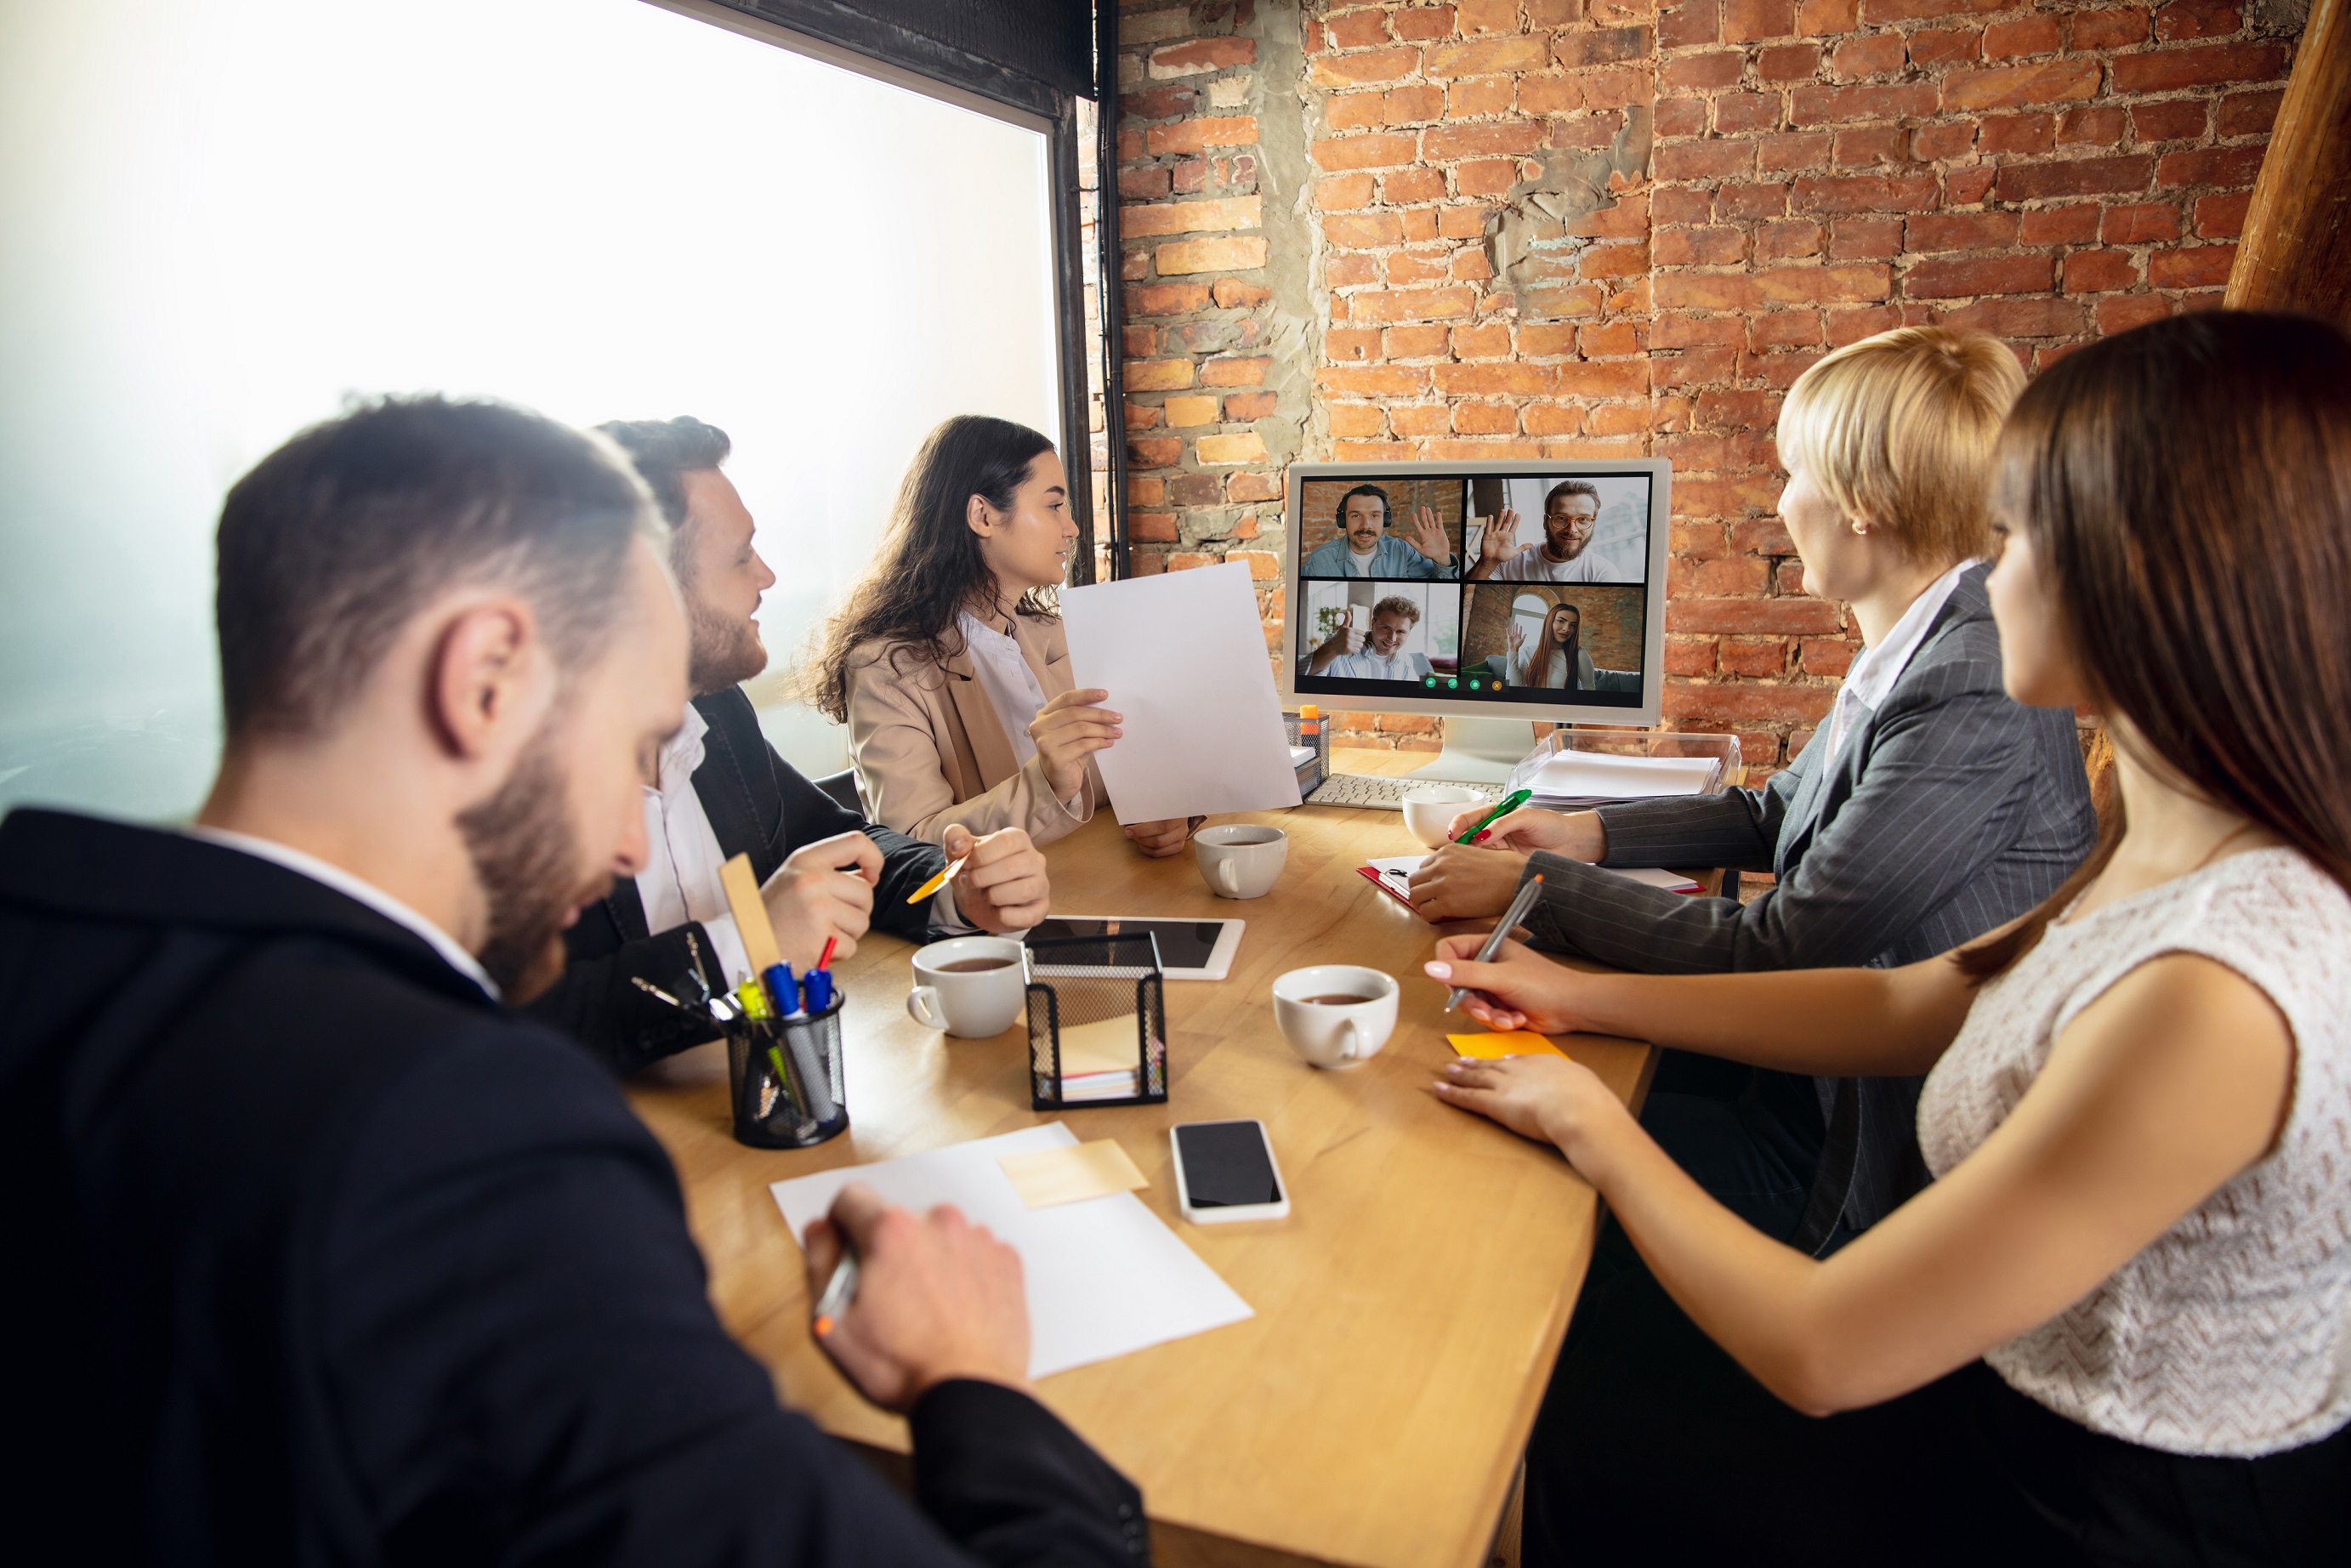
1442 804 1607 861
804 1182 1031 1411
1029 686 1121 804
1422 935 1638 1174
764 830 881 969
1423 933 1592 1036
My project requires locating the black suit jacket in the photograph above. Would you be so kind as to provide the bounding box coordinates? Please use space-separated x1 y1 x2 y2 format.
532 685 947 1073
0 808 1145 1568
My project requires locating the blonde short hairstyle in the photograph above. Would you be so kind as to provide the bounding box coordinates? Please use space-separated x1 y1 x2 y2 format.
1371 594 1421 625
1776 326 2025 564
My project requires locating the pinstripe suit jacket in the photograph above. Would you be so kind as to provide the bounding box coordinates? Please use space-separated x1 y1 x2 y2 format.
1519 565 2095 1236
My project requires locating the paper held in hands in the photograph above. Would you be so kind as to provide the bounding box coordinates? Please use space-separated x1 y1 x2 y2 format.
1059 562 1304 823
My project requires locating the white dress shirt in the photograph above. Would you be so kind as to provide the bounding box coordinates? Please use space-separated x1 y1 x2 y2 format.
185 825 500 1000
1824 560 1975 764
638 702 968 991
957 611 1049 769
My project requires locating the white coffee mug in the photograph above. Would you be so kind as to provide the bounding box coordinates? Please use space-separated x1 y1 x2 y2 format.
1270 965 1399 1070
1194 823 1288 900
906 935 1027 1038
1402 784 1484 849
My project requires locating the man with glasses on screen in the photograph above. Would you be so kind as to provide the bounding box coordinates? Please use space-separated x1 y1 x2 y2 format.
1300 484 1458 579
0 397 1145 1565
527 417 1050 1074
1304 595 1434 683
1466 480 1627 582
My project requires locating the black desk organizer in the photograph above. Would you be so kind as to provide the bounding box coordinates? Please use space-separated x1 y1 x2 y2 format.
1025 933 1168 1111
725 993 849 1150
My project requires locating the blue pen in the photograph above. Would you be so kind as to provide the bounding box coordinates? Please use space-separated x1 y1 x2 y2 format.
764 963 807 1020
802 969 833 1014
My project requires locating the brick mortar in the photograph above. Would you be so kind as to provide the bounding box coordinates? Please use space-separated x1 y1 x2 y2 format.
1115 0 2296 774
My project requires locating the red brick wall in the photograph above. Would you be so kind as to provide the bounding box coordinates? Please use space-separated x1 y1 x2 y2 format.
1113 0 2297 775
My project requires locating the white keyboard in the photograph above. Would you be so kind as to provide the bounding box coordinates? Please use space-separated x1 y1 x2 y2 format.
1303 772 1499 810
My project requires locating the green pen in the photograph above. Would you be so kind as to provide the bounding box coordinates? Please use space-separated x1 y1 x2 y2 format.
1454 787 1532 844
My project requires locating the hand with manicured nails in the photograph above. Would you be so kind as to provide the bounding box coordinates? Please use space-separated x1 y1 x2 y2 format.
1028 686 1121 804
1440 804 1607 860
763 829 881 969
1405 503 1453 565
944 822 1049 932
1422 932 1594 1036
804 1182 1031 1412
1433 1052 1632 1174
1407 843 1530 923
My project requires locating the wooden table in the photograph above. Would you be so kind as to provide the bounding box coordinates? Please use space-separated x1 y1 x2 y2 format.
628 770 1658 1568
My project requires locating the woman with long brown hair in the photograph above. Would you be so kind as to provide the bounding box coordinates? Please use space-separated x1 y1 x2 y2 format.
1502 598 1591 689
1430 313 2351 1565
806 416 1194 855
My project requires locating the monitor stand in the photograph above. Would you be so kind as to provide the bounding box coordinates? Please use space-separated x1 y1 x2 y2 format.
1408 716 1536 786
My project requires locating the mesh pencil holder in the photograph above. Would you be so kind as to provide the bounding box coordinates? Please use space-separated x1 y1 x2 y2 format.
1025 934 1168 1111
727 992 849 1150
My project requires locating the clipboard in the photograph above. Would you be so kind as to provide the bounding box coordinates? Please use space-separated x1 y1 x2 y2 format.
1356 862 1418 912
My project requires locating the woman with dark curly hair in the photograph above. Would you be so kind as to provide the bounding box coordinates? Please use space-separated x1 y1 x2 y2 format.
808 416 1194 856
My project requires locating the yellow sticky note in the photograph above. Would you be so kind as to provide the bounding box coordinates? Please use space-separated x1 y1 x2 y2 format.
999 1139 1150 1209
1055 1013 1144 1075
1447 1030 1569 1060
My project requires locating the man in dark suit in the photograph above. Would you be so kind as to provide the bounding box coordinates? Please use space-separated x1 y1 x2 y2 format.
0 396 1145 1565
531 417 1047 1073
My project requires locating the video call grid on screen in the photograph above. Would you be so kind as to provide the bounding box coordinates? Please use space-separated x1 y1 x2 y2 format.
1284 463 1669 716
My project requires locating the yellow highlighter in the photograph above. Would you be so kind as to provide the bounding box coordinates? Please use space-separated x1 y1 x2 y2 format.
904 853 969 906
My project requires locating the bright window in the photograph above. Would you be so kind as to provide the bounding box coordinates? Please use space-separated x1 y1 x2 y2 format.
0 0 1062 817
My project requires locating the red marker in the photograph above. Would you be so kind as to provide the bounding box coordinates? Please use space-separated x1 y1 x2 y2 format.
815 936 838 973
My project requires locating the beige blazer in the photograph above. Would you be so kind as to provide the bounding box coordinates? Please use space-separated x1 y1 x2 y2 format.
846 612 1105 847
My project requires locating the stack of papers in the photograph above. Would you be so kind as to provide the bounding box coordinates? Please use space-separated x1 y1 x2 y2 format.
1051 1012 1149 1101
1526 750 1722 809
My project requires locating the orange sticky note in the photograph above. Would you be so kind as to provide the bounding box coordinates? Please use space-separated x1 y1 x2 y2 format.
1447 1030 1568 1060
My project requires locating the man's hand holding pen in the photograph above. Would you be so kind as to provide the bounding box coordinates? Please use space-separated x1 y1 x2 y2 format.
804 1181 1032 1412
763 830 881 971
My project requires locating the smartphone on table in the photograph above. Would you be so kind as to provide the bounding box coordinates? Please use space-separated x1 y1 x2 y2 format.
1170 1119 1288 1224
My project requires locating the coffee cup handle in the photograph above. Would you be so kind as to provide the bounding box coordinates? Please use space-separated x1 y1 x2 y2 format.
907 986 946 1030
1337 1020 1361 1062
1218 859 1241 896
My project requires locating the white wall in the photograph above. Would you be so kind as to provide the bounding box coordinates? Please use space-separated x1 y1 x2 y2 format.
0 0 1061 820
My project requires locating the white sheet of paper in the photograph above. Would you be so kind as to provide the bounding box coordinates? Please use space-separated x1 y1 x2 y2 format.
1371 851 1695 895
1059 564 1304 823
1530 751 1719 800
769 1123 1252 1378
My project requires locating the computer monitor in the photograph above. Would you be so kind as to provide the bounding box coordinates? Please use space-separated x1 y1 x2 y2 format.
1279 458 1672 783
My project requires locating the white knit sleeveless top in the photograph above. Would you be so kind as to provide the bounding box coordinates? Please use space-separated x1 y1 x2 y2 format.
1917 848 2351 1457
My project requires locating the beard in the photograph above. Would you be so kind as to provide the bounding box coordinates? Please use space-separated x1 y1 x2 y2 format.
1547 526 1590 560
455 718 605 1003
686 593 768 694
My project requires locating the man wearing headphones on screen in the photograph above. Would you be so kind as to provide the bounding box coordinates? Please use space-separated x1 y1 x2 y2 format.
1300 484 1458 580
